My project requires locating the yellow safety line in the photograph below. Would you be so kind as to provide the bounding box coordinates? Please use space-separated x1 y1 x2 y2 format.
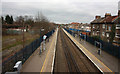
80 44 112 72
63 29 113 73
40 32 55 73
79 43 115 74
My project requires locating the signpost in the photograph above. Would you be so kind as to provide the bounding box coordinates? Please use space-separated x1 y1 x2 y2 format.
43 35 47 50
80 33 82 41
95 41 102 55
83 34 86 44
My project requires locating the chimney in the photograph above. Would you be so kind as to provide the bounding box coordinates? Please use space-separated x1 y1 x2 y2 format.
118 1 120 16
105 13 111 18
118 10 120 16
95 16 101 19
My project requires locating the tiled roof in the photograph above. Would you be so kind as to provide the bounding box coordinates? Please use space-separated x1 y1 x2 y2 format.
112 16 120 23
91 15 118 24
91 17 105 23
112 16 118 22
71 22 80 24
106 16 117 22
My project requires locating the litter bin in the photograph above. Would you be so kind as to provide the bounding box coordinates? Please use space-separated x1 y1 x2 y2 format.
98 49 101 55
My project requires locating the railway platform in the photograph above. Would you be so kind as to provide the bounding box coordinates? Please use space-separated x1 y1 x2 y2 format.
76 37 119 72
63 28 117 73
21 28 58 72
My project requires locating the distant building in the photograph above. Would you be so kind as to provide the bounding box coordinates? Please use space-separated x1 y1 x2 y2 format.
80 23 91 32
68 22 81 29
68 22 91 32
2 24 30 34
68 22 91 36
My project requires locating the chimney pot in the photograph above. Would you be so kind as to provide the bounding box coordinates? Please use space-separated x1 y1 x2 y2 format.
95 16 101 19
105 13 111 18
118 10 120 16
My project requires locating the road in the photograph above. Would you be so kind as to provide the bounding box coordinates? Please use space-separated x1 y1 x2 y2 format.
53 28 101 73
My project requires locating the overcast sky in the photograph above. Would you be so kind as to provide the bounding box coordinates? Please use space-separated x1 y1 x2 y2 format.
1 0 120 24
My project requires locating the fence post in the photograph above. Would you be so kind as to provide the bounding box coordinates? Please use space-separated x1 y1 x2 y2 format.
119 47 120 58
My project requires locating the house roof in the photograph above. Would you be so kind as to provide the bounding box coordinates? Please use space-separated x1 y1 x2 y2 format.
112 16 120 24
91 17 105 24
91 15 118 24
71 22 80 25
112 16 118 22
102 15 117 23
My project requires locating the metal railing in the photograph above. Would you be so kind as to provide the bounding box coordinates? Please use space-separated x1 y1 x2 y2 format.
64 28 120 58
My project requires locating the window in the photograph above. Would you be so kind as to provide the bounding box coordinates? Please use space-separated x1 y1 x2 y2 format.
93 31 95 35
103 24 105 29
109 26 111 31
106 25 107 30
115 35 120 38
116 24 120 27
115 33 120 38
93 25 95 28
106 33 109 37
116 24 120 29
95 32 97 35
97 25 99 28
102 32 105 36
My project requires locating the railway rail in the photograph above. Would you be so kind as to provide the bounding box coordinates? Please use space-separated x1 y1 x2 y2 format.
53 28 101 73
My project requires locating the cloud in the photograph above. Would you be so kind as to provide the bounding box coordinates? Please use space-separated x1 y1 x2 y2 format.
1 0 119 2
1 1 118 24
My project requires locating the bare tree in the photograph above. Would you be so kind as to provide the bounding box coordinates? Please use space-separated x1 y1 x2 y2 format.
24 15 34 25
15 16 24 24
35 11 48 23
24 15 28 22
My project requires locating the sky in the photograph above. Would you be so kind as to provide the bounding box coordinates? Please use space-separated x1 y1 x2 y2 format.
1 0 120 24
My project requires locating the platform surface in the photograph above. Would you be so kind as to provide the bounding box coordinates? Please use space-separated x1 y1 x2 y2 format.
21 28 58 72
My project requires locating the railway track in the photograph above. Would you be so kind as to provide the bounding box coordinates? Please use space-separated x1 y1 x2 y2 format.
53 28 101 73
61 29 80 72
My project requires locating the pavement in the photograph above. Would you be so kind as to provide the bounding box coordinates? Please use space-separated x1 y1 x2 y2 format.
21 28 58 72
63 28 118 73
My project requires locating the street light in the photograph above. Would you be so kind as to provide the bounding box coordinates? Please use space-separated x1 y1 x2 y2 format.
47 27 51 42
39 28 44 55
80 33 82 41
21 20 25 48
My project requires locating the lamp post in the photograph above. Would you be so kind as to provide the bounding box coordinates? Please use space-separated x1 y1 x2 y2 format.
39 28 44 55
21 20 25 62
22 20 25 48
48 31 49 42
80 33 82 41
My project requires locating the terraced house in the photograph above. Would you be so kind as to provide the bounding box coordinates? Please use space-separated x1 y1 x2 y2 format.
91 11 120 45
113 10 120 45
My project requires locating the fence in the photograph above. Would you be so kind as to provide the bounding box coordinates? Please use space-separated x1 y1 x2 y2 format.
64 28 120 58
2 29 55 74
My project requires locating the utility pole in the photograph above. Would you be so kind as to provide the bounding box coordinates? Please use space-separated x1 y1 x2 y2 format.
22 21 25 48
